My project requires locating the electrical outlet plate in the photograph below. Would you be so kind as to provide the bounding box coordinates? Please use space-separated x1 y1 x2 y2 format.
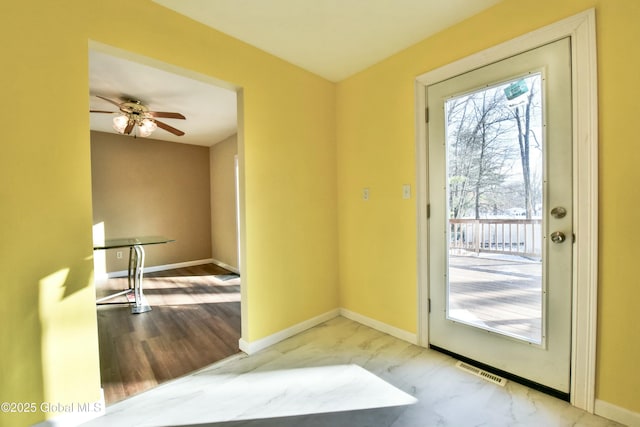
363 188 370 200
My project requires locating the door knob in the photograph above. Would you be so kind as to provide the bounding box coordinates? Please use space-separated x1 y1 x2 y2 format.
550 207 567 219
550 231 566 243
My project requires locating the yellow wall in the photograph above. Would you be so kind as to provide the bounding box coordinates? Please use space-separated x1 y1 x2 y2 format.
1 0 638 424
337 0 640 414
210 134 240 270
0 1 337 425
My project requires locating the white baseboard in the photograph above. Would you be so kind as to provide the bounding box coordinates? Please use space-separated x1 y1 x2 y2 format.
102 258 215 279
238 308 418 355
32 389 105 427
239 309 340 354
339 308 418 345
211 258 240 274
595 399 640 427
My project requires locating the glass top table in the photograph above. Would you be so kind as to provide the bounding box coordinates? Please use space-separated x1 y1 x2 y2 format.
94 236 175 314
93 235 175 250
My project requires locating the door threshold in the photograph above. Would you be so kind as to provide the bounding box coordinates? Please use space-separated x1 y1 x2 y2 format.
430 344 570 402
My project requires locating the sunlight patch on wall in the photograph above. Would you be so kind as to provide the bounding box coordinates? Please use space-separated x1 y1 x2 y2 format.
39 268 102 415
39 268 69 411
92 222 107 284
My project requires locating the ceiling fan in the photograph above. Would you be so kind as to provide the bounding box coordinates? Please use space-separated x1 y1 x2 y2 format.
90 95 186 137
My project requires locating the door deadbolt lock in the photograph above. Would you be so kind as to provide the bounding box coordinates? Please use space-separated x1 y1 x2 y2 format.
550 206 567 219
550 231 566 243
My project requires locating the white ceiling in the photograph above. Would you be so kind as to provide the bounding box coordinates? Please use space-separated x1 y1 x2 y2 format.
90 0 503 145
153 0 503 82
89 50 238 146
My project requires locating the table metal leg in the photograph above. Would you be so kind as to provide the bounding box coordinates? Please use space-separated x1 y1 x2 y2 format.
130 244 152 314
96 288 132 304
95 249 135 304
128 247 135 290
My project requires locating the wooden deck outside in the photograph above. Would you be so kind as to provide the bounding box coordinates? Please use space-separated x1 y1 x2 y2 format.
447 254 542 343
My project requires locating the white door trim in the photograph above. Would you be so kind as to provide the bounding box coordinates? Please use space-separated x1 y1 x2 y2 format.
415 9 598 412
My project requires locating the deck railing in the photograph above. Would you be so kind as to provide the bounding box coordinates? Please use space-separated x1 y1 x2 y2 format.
449 218 542 257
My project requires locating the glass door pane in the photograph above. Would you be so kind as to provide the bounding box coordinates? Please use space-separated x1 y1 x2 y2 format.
445 74 544 344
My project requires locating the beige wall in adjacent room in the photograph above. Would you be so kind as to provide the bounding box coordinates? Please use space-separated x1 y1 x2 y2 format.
210 134 239 270
90 131 212 272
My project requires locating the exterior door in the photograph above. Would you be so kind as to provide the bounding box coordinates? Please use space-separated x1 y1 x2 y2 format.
427 38 572 395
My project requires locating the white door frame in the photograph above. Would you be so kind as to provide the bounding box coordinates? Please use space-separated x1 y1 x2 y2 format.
415 9 598 412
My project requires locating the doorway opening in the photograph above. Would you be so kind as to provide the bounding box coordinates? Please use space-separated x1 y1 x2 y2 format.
88 43 245 404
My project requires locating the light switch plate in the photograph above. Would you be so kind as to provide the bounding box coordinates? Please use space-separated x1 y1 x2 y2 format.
402 184 411 199
363 188 370 200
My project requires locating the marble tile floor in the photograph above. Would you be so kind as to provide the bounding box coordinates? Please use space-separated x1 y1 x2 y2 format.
81 316 621 427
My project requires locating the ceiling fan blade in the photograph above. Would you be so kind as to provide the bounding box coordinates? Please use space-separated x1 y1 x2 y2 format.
124 121 135 135
95 95 122 108
154 119 185 136
147 111 186 120
90 110 115 114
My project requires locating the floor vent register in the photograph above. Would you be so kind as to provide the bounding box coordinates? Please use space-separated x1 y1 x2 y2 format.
456 361 507 387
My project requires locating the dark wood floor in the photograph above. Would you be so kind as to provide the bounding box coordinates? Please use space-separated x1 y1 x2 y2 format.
96 263 241 404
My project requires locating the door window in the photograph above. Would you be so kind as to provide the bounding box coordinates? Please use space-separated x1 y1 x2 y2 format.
445 74 544 344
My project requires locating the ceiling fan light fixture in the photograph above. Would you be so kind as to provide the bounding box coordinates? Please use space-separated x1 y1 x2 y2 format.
138 118 157 137
93 96 184 137
112 114 130 134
